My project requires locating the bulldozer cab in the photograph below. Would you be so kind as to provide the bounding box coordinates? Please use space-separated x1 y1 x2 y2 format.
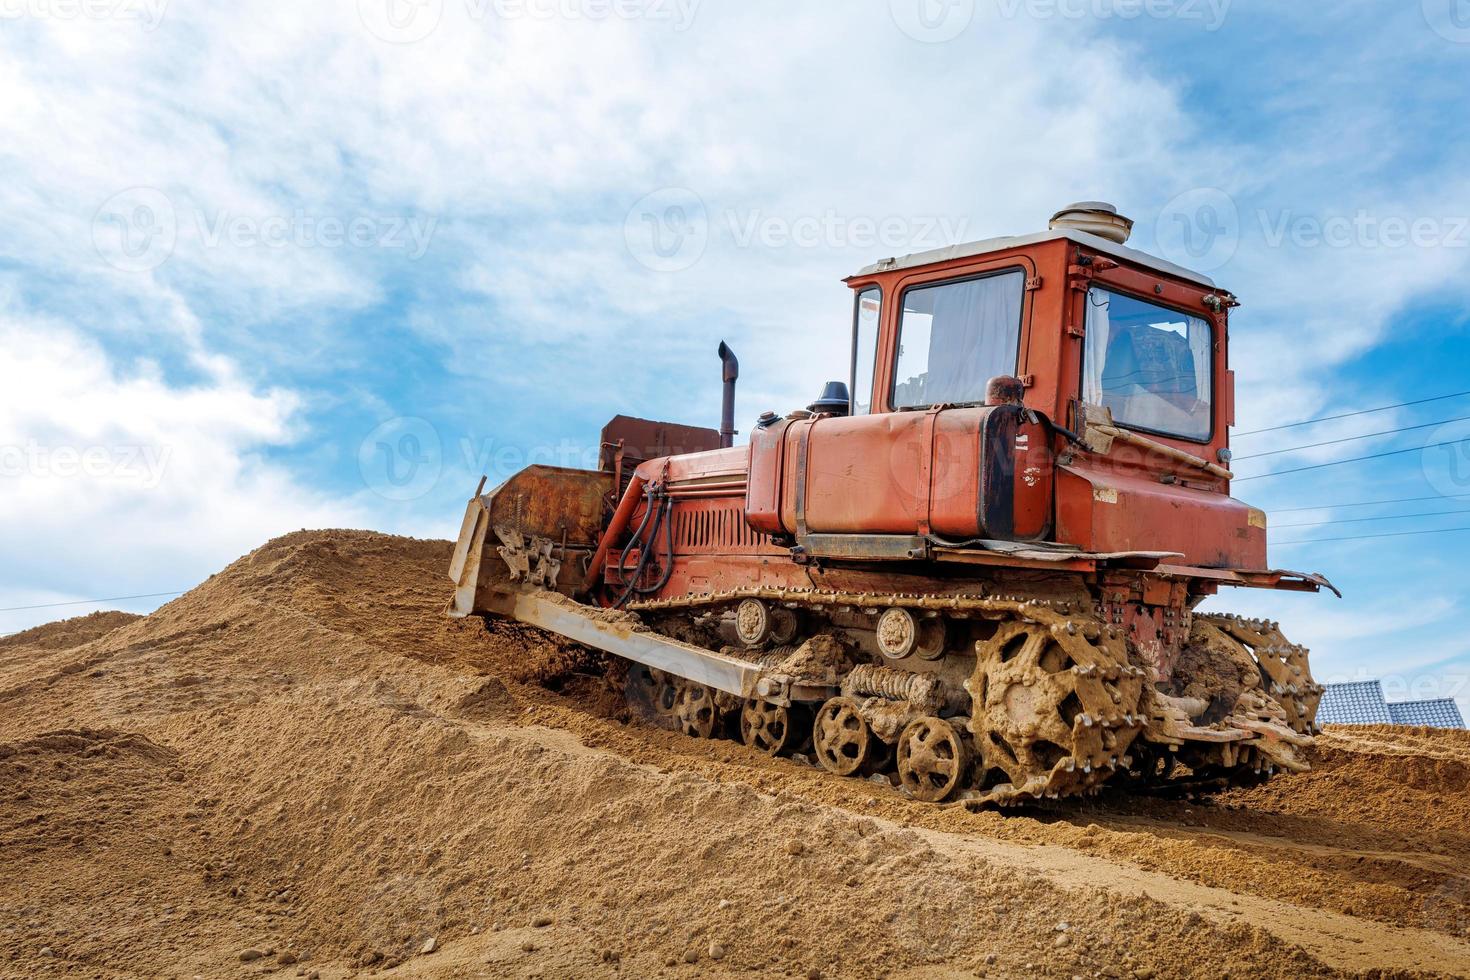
843 203 1236 476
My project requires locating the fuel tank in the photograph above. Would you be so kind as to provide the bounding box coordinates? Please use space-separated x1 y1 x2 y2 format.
745 405 1053 542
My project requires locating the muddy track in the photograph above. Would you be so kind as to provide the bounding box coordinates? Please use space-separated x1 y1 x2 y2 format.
2 530 1466 979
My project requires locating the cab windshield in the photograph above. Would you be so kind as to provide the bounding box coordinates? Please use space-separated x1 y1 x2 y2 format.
1083 288 1212 441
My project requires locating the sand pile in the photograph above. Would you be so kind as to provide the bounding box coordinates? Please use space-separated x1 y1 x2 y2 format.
2 530 1468 979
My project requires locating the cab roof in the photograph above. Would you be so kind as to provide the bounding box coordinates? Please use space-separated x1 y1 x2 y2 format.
850 228 1217 289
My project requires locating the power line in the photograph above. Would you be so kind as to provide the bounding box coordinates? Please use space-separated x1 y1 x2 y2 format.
1272 507 1470 529
1234 416 1470 461
1274 526 1470 545
1268 493 1470 513
0 591 184 614
1235 389 1470 437
1234 440 1464 481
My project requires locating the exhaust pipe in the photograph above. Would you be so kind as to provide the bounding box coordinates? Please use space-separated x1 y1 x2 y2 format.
718 341 739 448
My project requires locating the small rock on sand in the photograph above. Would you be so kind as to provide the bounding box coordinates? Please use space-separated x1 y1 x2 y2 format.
239 949 264 962
420 936 438 954
531 915 552 928
708 943 726 960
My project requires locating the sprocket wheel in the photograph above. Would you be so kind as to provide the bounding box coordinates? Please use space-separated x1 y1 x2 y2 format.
968 617 1145 800
672 680 719 738
896 716 969 802
740 699 805 755
812 696 877 776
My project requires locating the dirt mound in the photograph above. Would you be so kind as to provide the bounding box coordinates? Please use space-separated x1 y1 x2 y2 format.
0 610 140 654
2 529 1468 978
1223 725 1470 839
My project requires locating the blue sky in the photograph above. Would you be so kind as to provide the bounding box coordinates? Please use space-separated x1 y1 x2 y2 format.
2 0 1468 717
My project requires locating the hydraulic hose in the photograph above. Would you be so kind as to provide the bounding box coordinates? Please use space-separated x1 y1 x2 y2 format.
610 487 673 609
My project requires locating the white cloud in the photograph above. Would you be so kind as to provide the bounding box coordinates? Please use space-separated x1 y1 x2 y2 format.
0 309 371 633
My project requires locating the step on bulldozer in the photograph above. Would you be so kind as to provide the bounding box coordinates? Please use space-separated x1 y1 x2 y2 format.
448 202 1337 805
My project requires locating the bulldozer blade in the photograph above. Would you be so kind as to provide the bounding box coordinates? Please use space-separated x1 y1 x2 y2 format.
447 465 615 616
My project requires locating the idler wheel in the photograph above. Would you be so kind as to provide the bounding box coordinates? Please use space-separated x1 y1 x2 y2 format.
739 699 806 755
896 716 969 802
673 680 719 739
812 696 876 776
876 607 946 661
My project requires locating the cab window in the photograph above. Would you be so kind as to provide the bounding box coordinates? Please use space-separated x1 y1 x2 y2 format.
892 269 1025 409
1083 287 1212 441
851 287 880 415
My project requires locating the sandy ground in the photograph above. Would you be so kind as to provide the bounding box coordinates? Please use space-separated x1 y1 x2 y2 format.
2 530 1467 979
